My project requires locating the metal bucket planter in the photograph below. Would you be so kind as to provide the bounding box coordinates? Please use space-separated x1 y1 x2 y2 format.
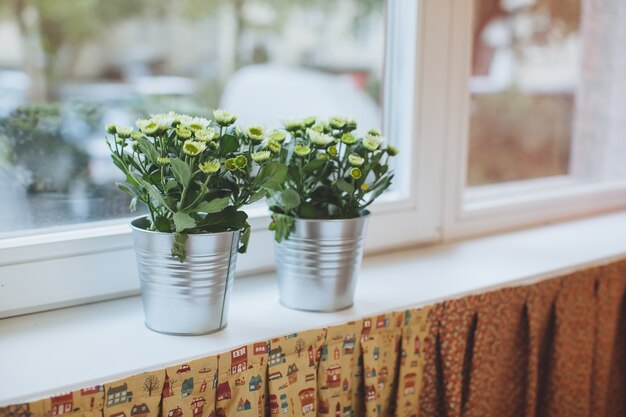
130 216 240 335
274 213 370 312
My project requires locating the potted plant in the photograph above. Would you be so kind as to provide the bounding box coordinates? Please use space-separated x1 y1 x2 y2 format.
267 116 398 311
106 110 286 335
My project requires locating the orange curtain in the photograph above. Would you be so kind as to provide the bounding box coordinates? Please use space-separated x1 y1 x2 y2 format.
3 260 626 417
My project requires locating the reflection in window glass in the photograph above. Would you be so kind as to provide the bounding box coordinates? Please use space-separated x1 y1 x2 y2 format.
468 0 580 186
0 0 384 236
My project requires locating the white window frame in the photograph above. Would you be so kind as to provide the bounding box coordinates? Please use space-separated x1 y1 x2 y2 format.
434 0 626 239
0 0 441 318
5 0 626 319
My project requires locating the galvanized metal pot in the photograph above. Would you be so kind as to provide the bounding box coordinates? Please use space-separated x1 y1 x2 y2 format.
130 216 240 335
274 213 370 312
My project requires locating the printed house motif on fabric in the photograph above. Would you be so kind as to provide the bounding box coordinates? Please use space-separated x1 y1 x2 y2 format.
216 341 269 417
267 329 327 417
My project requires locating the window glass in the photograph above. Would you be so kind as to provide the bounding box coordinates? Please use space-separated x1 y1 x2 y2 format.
467 0 580 186
0 0 384 236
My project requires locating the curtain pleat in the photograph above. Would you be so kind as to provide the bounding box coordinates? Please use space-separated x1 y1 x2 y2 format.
5 260 626 417
464 287 528 417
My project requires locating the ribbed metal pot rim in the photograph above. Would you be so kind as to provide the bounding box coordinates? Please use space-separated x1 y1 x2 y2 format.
130 215 241 236
283 210 370 225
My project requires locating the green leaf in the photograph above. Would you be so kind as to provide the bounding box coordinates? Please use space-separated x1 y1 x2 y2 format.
238 224 251 254
170 158 192 188
173 212 196 232
248 189 267 204
172 233 188 263
271 214 295 243
363 175 393 208
116 182 137 197
304 158 326 174
298 203 318 219
336 179 354 194
129 196 138 212
255 161 288 190
111 153 127 173
136 137 159 164
153 216 171 233
164 179 178 192
277 189 301 213
219 134 239 156
193 197 231 214
129 172 172 211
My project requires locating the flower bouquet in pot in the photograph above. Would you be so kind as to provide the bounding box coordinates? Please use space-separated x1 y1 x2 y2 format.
267 116 398 311
106 110 286 335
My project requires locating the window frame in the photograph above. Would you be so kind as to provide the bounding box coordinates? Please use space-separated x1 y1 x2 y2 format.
437 0 626 240
0 0 442 318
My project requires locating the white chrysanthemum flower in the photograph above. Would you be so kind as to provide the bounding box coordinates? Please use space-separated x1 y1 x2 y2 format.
176 125 192 139
282 118 303 132
348 154 365 166
116 126 134 138
246 125 265 141
195 128 217 142
130 131 143 140
199 160 221 174
270 130 286 142
294 144 311 157
136 118 159 135
213 109 237 126
268 140 282 153
363 134 385 152
150 111 179 130
329 115 347 129
307 129 335 147
251 150 271 163
367 128 382 137
182 140 207 156
187 117 211 132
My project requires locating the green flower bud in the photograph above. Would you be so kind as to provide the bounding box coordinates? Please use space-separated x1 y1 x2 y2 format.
130 131 143 140
317 153 329 160
115 137 124 145
341 133 357 145
303 116 316 127
327 146 338 157
361 183 370 191
386 144 399 156
282 119 303 132
294 144 311 157
106 124 118 134
225 158 238 171
348 154 364 167
367 128 382 137
199 160 221 174
157 157 170 165
234 155 248 168
350 167 362 179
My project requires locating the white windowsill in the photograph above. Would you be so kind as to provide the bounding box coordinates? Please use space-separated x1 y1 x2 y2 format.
3 210 626 405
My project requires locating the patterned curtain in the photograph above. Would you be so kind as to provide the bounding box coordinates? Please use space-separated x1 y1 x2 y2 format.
3 259 626 417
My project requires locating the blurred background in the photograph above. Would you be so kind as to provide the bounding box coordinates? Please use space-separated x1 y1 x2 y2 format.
0 0 586 235
0 0 385 234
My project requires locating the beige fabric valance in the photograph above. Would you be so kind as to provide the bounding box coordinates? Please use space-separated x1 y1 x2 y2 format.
2 259 626 417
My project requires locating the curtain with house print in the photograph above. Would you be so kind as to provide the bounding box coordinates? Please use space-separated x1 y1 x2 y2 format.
3 259 626 417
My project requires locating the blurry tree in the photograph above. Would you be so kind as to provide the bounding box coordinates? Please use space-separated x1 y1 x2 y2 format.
0 0 383 102
472 0 581 75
